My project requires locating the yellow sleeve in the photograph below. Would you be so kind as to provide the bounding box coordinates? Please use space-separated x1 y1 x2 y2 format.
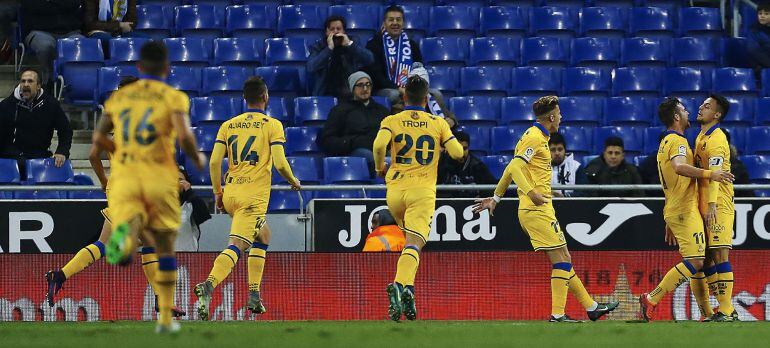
210 132 227 195
513 133 540 164
440 119 463 160
493 161 514 197
269 119 287 145
706 138 729 203
669 137 688 160
373 117 392 172
271 122 295 182
168 89 191 115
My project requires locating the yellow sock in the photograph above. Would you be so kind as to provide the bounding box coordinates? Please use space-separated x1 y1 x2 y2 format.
567 267 595 310
716 262 735 314
61 242 104 279
156 257 177 326
207 245 240 288
690 272 713 318
248 242 268 292
140 247 159 294
551 263 572 317
649 261 696 305
705 265 719 296
394 246 420 287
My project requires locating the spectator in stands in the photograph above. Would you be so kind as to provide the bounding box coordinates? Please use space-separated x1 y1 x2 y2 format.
21 0 84 84
83 0 141 59
307 15 374 99
549 132 580 197
437 131 496 198
0 1 18 64
318 71 389 174
748 2 770 79
723 129 754 197
176 166 212 252
363 209 405 252
0 68 72 177
364 5 424 107
579 136 644 197
408 62 456 128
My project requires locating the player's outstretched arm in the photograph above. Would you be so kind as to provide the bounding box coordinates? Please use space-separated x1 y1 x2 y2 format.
373 129 390 177
171 111 205 170
209 142 226 196
92 113 115 154
88 143 109 191
473 159 518 216
670 156 734 183
272 144 301 190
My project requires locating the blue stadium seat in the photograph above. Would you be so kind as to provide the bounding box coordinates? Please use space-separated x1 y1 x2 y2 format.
491 126 519 154
314 190 366 199
570 37 619 70
267 190 302 212
512 66 562 96
426 66 460 98
530 7 578 40
254 66 303 99
605 96 655 129
164 38 210 68
756 97 770 125
430 6 479 40
621 37 669 69
712 68 758 97
721 125 748 154
328 5 379 39
226 5 274 44
22 158 74 199
401 5 430 42
739 3 757 38
68 173 104 199
202 66 250 98
277 5 325 43
580 7 627 39
96 66 139 103
494 0 539 7
580 154 599 168
593 126 645 155
761 70 770 98
721 97 755 126
559 96 603 126
371 96 390 110
323 157 371 184
558 125 593 156
167 66 202 98
500 96 539 125
671 37 719 70
421 37 468 69
274 157 320 184
643 126 666 154
108 38 150 69
135 5 174 41
461 67 511 97
663 67 709 99
285 126 322 156
264 38 309 67
194 124 221 152
562 67 611 97
629 7 674 39
449 96 501 126
481 155 514 179
743 155 770 182
0 158 20 184
612 67 662 97
213 38 261 67
294 96 337 126
190 96 241 126
680 7 723 39
480 6 528 40
521 36 568 68
263 97 291 124
185 155 228 186
633 155 648 167
441 0 488 7
55 38 104 105
542 0 584 9
456 125 492 155
175 5 224 44
469 37 520 68
721 37 753 69
591 0 635 8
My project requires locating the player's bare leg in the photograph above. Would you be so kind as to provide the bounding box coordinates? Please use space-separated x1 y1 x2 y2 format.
106 215 143 265
153 229 180 334
710 247 735 321
389 233 425 322
247 223 270 315
195 236 250 321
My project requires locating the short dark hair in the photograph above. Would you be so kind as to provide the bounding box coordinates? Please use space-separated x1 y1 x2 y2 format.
532 95 559 118
709 94 730 122
404 75 429 106
374 209 397 226
549 132 566 149
324 15 346 30
20 68 41 84
454 130 470 144
384 5 404 18
118 76 139 89
759 1 770 13
139 41 168 76
243 76 268 104
658 97 681 128
604 136 624 150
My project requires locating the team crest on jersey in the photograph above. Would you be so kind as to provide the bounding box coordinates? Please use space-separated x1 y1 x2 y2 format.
410 112 419 120
245 114 253 121
678 145 687 156
523 147 535 161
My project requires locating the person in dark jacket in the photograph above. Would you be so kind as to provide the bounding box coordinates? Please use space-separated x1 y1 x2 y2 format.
318 71 389 173
364 5 424 106
0 69 72 176
83 0 143 59
747 2 770 79
579 136 644 197
307 15 374 99
437 131 497 198
21 0 84 83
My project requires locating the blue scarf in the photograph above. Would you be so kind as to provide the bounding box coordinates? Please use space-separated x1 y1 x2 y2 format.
427 94 444 117
98 0 128 22
382 31 412 87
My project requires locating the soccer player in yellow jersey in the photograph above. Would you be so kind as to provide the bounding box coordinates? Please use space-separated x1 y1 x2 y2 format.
194 76 301 321
93 41 205 333
473 96 619 322
373 76 464 322
638 97 734 322
694 94 737 322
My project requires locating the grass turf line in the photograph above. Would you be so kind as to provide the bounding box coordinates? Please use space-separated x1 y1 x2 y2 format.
2 321 770 348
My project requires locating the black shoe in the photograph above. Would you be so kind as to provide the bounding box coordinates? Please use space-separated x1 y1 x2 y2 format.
713 311 735 322
549 315 582 323
401 287 417 321
45 270 65 307
731 310 739 321
587 301 620 321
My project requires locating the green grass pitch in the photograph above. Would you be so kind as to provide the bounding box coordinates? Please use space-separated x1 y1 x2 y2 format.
3 321 770 348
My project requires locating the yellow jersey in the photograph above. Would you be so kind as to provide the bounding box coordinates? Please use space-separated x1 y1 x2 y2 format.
657 131 699 218
215 109 285 198
511 124 552 210
380 106 455 191
695 124 734 211
104 77 189 183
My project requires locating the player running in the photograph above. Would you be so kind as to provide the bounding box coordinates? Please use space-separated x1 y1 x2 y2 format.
373 75 464 322
93 41 205 333
473 96 619 322
639 97 734 322
194 76 301 321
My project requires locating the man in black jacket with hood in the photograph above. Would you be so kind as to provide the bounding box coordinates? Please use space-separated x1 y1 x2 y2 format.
578 136 644 197
0 69 72 176
437 131 497 198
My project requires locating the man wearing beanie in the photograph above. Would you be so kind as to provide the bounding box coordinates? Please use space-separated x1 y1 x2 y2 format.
318 71 390 175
